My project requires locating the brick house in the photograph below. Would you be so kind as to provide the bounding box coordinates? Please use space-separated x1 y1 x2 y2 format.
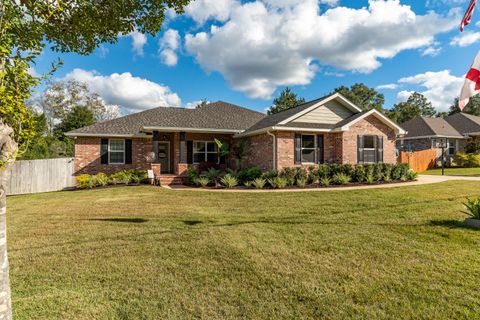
399 113 480 164
66 93 406 184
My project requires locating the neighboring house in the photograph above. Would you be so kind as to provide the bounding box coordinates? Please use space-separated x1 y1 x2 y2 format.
399 113 480 163
66 93 406 184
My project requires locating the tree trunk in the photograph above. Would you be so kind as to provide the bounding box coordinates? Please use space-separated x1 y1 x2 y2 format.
0 124 18 320
0 170 11 320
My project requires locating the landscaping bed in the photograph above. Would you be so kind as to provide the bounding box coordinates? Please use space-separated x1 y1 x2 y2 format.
186 163 418 190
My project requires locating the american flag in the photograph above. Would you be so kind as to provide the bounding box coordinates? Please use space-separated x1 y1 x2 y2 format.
461 0 477 32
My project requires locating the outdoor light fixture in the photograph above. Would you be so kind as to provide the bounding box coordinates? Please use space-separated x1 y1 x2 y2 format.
436 139 448 176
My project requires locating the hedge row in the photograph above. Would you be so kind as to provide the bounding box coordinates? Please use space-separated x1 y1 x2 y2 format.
187 163 417 189
76 170 148 189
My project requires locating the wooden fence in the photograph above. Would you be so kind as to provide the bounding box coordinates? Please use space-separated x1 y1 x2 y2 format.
398 149 437 173
6 158 75 195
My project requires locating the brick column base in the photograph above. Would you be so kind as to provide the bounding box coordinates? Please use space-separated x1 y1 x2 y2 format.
151 163 161 177
177 163 188 176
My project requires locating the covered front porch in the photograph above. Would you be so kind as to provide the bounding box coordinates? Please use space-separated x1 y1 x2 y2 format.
146 130 235 184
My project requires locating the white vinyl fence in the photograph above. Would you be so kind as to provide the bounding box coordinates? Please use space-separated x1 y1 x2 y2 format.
6 158 75 195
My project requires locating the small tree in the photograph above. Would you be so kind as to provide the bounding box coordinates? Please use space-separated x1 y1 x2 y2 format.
449 97 480 116
387 92 436 123
332 83 385 111
268 87 305 114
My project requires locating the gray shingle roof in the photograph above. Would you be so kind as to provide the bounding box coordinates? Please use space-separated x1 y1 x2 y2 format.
401 117 464 138
445 112 480 135
67 101 266 136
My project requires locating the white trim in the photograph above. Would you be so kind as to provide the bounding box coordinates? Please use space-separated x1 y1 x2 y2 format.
192 140 219 164
278 93 363 125
235 126 333 138
156 141 171 173
108 139 125 165
143 126 242 134
401 135 467 141
65 132 150 138
337 109 407 135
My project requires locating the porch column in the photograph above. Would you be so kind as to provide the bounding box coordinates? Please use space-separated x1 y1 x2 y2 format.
152 131 159 163
179 132 186 163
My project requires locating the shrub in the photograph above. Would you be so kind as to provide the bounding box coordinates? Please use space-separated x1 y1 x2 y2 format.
333 173 351 185
392 163 410 180
279 167 297 186
237 167 262 183
320 177 331 187
203 168 221 186
463 197 480 219
352 165 366 183
296 177 307 188
110 171 132 185
128 170 147 184
366 174 376 184
95 173 109 186
316 164 330 180
454 152 480 168
76 174 95 189
262 170 278 181
407 170 418 181
244 181 253 188
221 174 238 188
268 177 288 189
187 167 199 185
466 141 480 154
195 176 210 187
252 178 267 189
307 169 319 184
382 173 392 183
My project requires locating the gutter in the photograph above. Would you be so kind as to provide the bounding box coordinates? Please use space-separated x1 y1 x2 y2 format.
267 130 276 171
142 126 242 134
64 132 151 138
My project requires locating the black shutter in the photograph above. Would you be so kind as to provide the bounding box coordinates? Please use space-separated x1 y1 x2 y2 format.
357 135 364 164
187 141 193 164
179 132 186 163
101 139 108 164
377 136 384 163
294 134 301 165
317 135 324 164
125 139 132 164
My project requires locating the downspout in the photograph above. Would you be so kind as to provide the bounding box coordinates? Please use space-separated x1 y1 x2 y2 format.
267 130 276 171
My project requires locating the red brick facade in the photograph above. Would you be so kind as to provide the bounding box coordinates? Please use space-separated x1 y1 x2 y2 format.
74 137 152 175
75 116 398 175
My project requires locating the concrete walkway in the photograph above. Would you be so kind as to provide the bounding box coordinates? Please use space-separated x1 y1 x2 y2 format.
164 174 480 193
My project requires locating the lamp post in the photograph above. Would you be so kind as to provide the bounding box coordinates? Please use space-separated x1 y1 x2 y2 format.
438 139 448 176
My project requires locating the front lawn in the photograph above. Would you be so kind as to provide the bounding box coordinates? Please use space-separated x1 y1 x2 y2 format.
423 167 480 176
8 183 480 319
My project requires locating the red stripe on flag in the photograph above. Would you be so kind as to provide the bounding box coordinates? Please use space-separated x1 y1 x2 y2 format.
461 0 477 32
466 67 480 90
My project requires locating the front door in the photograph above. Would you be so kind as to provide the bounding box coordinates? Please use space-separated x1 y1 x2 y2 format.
157 142 170 173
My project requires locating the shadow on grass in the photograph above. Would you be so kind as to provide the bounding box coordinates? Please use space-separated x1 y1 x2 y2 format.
183 220 202 226
85 218 148 223
429 219 478 230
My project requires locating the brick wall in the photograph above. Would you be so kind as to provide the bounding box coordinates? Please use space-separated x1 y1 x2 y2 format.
342 115 397 164
74 137 152 175
242 133 274 171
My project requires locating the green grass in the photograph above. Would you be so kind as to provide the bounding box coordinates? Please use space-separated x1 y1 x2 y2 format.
7 182 480 319
423 167 480 176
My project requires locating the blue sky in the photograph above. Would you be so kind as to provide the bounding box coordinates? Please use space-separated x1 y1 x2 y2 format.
32 0 480 115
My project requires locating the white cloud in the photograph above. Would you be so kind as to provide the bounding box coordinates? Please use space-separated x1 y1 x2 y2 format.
159 29 180 66
397 70 463 111
185 0 457 99
185 0 239 24
98 45 109 58
27 66 39 77
421 46 442 57
376 83 399 90
396 90 413 103
64 69 181 113
450 31 480 47
129 31 147 57
184 100 210 109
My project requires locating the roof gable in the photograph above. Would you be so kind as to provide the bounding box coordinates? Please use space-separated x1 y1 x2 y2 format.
67 101 265 137
402 117 463 139
445 112 480 135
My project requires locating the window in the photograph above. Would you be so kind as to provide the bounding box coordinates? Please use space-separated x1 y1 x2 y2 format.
301 135 316 164
108 139 125 164
448 139 456 156
193 141 218 163
363 136 377 163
